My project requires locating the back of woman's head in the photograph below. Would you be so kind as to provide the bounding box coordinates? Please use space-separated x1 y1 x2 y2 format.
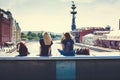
19 42 25 47
43 32 52 45
64 32 72 40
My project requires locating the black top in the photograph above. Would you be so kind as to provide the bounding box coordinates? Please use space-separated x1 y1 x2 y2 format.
39 39 53 56
17 42 29 56
62 39 74 52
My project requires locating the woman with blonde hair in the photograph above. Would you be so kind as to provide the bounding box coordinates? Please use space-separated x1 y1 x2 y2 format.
39 32 53 56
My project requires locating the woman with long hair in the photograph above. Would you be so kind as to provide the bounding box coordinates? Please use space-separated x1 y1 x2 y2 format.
39 32 53 56
17 41 30 56
58 32 75 56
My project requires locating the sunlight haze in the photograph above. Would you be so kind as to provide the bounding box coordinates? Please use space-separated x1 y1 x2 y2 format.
1 0 120 33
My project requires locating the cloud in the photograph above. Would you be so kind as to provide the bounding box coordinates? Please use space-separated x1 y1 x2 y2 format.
76 0 120 30
61 0 96 3
1 0 120 32
5 0 27 9
79 0 96 3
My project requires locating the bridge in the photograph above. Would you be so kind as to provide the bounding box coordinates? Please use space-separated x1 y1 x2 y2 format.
0 56 120 80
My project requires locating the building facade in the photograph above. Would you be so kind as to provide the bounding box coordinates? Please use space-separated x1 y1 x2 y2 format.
0 9 12 46
16 22 21 42
0 8 21 46
71 27 109 43
95 30 120 50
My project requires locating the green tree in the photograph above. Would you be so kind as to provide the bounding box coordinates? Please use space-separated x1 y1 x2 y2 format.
27 32 39 40
27 31 32 36
50 33 56 38
21 32 27 38
27 36 33 40
38 32 43 39
105 25 111 31
31 33 37 37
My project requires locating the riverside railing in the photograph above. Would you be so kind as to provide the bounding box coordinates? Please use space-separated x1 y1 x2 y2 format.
0 56 120 80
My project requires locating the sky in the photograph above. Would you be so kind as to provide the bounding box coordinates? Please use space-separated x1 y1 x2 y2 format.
0 0 120 33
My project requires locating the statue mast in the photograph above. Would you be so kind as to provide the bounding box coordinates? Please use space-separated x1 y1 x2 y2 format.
71 1 77 31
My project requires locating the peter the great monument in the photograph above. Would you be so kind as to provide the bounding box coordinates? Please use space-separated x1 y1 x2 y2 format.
71 1 77 31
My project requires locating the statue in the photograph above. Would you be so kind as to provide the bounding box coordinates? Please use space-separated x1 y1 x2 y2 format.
71 1 77 30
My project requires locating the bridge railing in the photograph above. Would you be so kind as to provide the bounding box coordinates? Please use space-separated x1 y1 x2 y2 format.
0 56 120 80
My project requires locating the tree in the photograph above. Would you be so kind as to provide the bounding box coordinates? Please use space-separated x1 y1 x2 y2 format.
27 36 33 40
27 31 32 36
38 32 43 39
31 33 37 37
21 32 27 38
105 25 111 31
50 33 56 38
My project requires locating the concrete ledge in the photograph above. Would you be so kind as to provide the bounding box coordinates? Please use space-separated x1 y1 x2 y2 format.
0 56 120 80
1 56 120 60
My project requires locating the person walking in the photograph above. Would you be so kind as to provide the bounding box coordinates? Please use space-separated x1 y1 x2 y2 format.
38 32 53 56
17 41 29 56
58 32 75 56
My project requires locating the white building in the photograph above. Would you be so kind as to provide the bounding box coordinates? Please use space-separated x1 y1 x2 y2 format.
82 34 95 45
105 30 120 41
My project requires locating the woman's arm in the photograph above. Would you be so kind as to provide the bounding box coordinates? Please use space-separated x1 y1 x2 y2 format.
62 44 64 50
73 44 74 48
39 46 41 55
48 47 51 56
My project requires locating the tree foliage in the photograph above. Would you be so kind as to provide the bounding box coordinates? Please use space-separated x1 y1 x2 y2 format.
21 31 58 41
21 32 27 38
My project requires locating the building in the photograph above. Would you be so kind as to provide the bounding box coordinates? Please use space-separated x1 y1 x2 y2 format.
11 20 17 44
15 22 21 42
0 9 13 46
95 30 120 49
94 19 120 50
11 20 21 44
82 34 95 45
0 8 21 47
71 27 108 43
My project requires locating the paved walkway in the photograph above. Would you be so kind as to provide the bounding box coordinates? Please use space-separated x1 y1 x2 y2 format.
0 41 120 56
75 43 120 56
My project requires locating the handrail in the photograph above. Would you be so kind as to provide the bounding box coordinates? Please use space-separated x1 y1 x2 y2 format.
0 56 120 60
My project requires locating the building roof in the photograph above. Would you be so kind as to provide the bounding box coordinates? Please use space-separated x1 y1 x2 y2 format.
106 30 120 36
105 30 120 40
94 31 110 34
